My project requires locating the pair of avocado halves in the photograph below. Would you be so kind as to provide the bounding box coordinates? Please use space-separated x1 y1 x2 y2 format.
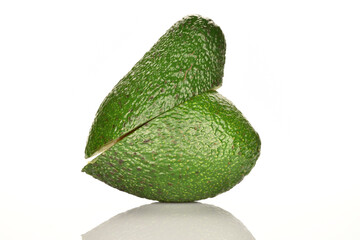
83 15 261 202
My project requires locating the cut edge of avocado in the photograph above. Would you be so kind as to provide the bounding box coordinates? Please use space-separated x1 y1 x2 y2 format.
85 116 156 164
85 87 221 160
85 85 223 160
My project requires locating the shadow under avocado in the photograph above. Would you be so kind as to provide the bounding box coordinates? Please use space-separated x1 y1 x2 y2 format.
82 202 255 240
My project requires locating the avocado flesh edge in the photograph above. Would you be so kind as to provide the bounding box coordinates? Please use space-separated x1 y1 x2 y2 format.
87 84 222 162
87 118 155 162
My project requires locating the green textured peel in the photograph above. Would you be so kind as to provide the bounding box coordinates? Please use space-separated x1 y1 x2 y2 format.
83 15 261 202
83 91 260 202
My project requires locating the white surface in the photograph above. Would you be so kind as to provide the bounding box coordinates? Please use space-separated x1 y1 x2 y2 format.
82 203 255 240
1 0 359 239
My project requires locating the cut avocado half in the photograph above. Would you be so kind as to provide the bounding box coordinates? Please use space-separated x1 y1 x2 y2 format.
83 91 260 202
85 15 226 158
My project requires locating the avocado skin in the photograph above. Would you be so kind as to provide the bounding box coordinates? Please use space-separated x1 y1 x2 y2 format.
85 15 226 158
82 91 260 202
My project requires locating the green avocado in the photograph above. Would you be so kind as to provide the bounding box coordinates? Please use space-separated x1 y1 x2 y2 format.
85 15 226 158
83 15 261 202
83 91 260 202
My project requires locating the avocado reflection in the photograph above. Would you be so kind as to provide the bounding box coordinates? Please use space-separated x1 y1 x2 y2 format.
82 203 255 240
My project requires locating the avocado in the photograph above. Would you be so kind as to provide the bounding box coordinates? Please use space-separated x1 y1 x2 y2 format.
83 15 261 202
83 91 260 202
85 15 226 158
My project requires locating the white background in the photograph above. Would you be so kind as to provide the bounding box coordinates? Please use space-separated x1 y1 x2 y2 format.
1 0 359 239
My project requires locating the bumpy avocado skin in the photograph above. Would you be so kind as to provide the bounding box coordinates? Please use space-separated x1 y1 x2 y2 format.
85 15 226 158
83 91 261 202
